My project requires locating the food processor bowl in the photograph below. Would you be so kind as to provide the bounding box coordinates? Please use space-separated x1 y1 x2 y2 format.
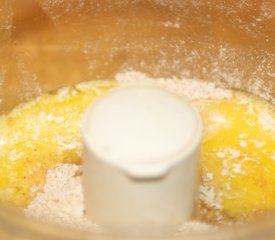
0 0 274 239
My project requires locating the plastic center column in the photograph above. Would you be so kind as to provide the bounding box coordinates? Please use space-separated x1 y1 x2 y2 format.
82 85 203 237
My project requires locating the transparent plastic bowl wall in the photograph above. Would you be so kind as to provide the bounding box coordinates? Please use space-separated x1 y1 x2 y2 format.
0 1 274 239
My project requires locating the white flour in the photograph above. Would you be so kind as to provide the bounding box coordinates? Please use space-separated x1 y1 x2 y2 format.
25 164 214 233
25 164 95 231
116 71 232 100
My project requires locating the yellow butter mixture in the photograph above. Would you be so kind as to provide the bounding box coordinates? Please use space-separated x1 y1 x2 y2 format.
0 81 274 225
0 80 117 207
196 92 275 223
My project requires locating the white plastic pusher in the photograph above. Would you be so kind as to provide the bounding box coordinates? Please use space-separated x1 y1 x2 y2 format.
82 85 203 237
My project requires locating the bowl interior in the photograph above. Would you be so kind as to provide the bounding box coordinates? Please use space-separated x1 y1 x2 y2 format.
0 1 274 240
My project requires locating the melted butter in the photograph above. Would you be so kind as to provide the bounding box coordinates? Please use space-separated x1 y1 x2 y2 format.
0 80 116 207
197 91 275 223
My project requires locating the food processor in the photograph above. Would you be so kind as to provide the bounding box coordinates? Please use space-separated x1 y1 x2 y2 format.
0 0 274 239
